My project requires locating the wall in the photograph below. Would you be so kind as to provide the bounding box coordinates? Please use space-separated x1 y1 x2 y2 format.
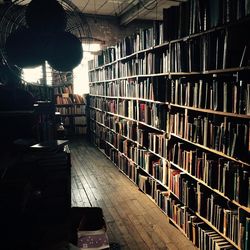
85 14 154 48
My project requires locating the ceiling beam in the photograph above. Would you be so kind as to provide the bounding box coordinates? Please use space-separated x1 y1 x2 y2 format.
119 0 156 25
117 0 139 16
119 0 184 25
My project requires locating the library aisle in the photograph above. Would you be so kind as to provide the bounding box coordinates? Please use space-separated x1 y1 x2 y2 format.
70 138 197 250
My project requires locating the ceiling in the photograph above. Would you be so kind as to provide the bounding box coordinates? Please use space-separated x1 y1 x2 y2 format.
0 0 186 25
71 0 185 25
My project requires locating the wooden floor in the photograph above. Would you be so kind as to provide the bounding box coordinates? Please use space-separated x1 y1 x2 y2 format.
70 137 197 250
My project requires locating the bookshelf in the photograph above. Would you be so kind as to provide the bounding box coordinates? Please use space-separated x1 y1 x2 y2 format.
52 82 86 136
88 1 250 249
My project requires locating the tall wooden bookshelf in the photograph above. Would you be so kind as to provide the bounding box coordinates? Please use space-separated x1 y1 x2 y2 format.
88 1 250 249
53 81 86 136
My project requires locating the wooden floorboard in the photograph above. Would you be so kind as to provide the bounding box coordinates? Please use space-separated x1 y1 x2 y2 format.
69 137 197 250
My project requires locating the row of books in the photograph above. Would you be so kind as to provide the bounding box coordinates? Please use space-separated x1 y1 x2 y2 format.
89 109 105 125
54 85 73 95
89 0 249 70
170 78 250 115
91 123 166 184
118 153 139 183
118 30 246 74
89 105 249 197
168 170 249 246
56 106 85 115
169 28 248 72
138 102 167 130
90 77 250 115
88 22 164 70
89 81 116 97
24 84 53 102
74 116 86 126
164 0 250 40
114 118 137 141
138 173 241 250
90 117 250 208
91 98 168 131
158 191 238 250
56 96 74 105
90 78 160 101
169 111 250 162
118 99 137 119
74 94 85 104
90 112 167 160
88 47 116 69
147 131 167 157
60 116 86 126
91 129 248 249
90 99 249 162
168 140 250 207
120 78 155 99
94 103 245 159
52 71 73 85
98 113 250 207
89 30 248 81
55 94 85 105
90 104 249 169
90 112 166 156
101 141 139 184
116 22 164 59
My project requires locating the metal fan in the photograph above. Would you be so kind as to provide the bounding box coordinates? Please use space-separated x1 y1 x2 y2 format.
0 0 92 84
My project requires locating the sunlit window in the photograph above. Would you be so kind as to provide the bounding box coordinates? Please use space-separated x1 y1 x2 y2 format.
73 43 101 95
22 42 101 95
22 65 43 84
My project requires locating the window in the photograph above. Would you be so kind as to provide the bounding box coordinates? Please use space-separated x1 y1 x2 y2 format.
73 42 101 95
22 42 101 95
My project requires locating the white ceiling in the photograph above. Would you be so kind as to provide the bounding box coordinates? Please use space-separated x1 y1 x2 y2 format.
9 0 186 25
71 0 134 16
71 0 184 22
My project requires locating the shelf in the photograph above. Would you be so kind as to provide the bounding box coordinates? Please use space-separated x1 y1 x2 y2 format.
171 104 250 119
203 66 250 74
94 120 136 144
89 94 169 105
92 125 242 248
101 133 240 248
90 105 167 133
51 82 73 87
90 96 249 119
89 16 250 73
89 94 118 99
89 106 102 112
194 214 240 250
54 93 73 96
90 104 250 166
91 118 250 213
90 95 250 118
95 145 139 188
89 65 250 84
99 135 239 248
169 161 250 214
55 103 85 106
96 137 201 250
89 75 137 84
88 10 250 249
56 114 86 117
170 133 250 166
93 118 167 157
